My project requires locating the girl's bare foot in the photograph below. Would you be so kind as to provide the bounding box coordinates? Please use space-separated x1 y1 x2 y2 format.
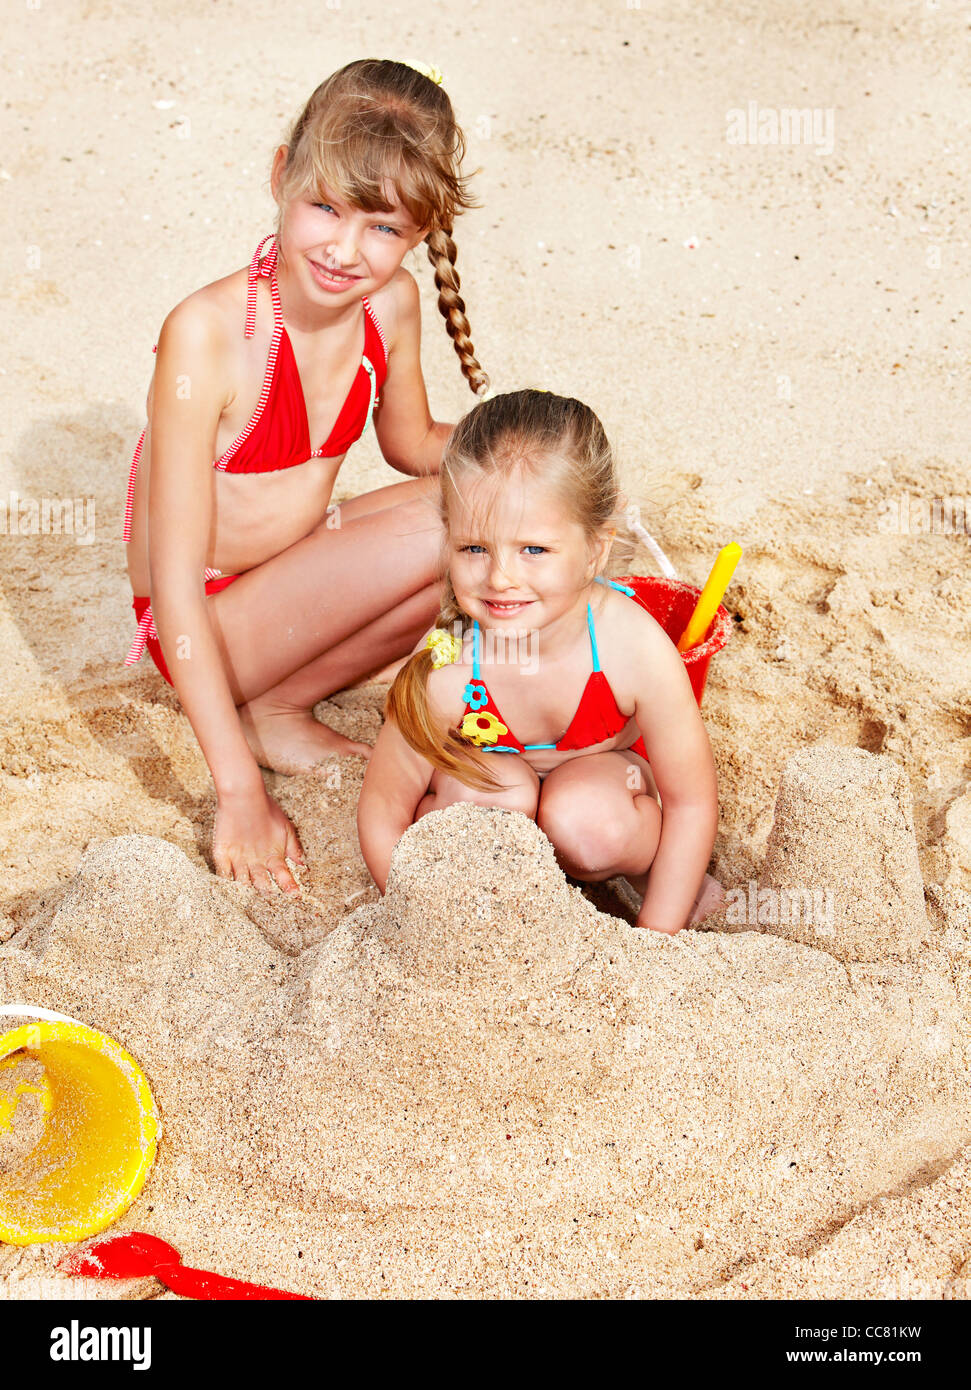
239 694 372 774
687 872 726 925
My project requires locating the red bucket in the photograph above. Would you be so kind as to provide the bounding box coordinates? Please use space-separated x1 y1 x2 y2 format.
616 575 733 706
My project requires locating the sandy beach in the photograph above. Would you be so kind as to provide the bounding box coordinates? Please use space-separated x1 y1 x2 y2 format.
1 0 969 1299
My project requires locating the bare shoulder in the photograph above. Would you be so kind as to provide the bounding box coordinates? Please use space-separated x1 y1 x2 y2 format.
152 269 249 415
597 583 685 683
158 268 243 353
425 653 472 727
367 265 420 350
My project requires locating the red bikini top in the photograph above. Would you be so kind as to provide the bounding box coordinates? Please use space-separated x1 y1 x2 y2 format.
458 581 638 754
122 236 389 546
214 235 389 473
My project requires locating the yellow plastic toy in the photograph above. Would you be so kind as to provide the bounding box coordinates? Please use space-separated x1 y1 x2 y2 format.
677 543 743 653
0 1006 159 1246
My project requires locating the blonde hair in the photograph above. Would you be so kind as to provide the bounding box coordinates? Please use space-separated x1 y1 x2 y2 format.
386 389 636 790
275 59 488 395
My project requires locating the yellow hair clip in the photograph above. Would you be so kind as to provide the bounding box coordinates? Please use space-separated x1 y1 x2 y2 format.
401 60 444 87
426 629 461 668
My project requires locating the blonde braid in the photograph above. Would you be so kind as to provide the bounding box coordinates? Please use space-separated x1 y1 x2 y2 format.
425 226 490 397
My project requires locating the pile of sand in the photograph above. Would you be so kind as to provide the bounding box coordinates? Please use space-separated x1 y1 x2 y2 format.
2 0 971 1302
0 1056 48 1175
2 747 969 1298
757 744 930 960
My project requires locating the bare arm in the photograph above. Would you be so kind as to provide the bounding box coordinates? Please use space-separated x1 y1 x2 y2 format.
357 717 434 892
631 627 719 934
148 299 258 792
147 299 303 895
372 270 453 477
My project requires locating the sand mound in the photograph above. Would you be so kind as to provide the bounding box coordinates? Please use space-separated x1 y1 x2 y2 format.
758 746 929 961
703 1143 971 1300
2 779 969 1298
0 1055 47 1174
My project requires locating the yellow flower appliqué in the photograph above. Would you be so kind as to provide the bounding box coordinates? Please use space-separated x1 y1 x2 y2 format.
426 630 461 669
460 711 508 747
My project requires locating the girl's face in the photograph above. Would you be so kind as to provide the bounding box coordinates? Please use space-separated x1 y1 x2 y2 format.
448 468 612 631
272 149 427 302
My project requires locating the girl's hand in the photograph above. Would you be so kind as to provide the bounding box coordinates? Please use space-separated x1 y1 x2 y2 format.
213 788 306 899
634 873 725 934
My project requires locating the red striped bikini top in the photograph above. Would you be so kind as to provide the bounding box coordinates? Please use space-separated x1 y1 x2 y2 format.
122 236 389 544
215 234 389 472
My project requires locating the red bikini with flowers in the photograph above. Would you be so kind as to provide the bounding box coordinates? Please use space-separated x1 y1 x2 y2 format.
429 577 649 760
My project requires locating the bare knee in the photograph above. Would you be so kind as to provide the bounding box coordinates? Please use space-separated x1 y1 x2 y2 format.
537 804 610 874
420 758 539 820
538 791 643 876
467 757 540 817
398 494 444 546
310 488 440 545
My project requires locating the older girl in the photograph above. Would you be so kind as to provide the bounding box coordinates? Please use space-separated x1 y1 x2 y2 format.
123 60 487 897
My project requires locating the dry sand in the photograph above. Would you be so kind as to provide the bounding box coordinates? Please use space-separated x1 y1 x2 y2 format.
0 1055 47 1175
1 793 969 1299
1 1 970 1298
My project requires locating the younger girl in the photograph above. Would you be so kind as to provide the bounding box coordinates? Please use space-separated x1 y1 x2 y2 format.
358 390 722 934
123 60 487 899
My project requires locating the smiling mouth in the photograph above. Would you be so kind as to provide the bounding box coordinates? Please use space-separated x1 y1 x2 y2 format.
311 260 362 283
483 599 533 612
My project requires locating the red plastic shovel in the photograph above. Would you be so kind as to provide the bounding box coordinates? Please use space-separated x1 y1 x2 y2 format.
59 1231 312 1300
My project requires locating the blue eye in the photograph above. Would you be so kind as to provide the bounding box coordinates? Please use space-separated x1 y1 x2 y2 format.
375 224 400 236
523 545 546 555
460 544 487 554
315 203 336 214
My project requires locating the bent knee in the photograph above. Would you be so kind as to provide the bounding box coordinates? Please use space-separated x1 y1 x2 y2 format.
477 757 540 816
538 795 636 874
396 493 445 539
429 757 539 818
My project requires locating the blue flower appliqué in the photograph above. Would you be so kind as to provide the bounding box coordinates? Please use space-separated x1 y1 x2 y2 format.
463 682 488 711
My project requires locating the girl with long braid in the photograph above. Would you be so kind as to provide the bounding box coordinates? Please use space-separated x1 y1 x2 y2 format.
123 60 487 896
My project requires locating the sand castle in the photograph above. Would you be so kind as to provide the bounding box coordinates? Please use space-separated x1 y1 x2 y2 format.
758 746 929 961
1 744 968 1298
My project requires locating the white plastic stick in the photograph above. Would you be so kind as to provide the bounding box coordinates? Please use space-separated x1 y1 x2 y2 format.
629 518 678 579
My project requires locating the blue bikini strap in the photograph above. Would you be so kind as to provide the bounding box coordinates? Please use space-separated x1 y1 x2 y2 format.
586 603 601 674
471 620 482 680
587 575 634 672
594 574 636 597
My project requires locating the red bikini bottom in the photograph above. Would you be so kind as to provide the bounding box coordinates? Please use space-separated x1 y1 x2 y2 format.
131 572 240 686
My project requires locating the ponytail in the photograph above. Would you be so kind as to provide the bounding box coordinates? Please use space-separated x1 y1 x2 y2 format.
385 611 500 792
